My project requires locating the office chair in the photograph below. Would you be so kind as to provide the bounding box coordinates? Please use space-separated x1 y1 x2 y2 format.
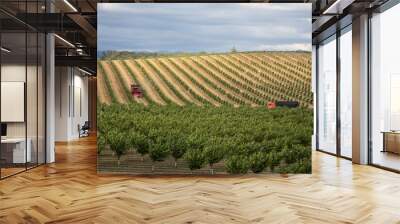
79 121 90 138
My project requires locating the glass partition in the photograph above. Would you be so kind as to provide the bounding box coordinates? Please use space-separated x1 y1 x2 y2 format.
371 3 400 171
317 35 337 154
0 1 46 179
339 26 352 158
1 31 28 177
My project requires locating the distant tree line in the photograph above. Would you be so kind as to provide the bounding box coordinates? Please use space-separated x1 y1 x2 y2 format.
98 50 212 60
98 49 311 60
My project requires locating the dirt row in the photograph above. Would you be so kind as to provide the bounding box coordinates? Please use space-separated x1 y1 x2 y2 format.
97 68 112 105
160 58 220 106
124 60 166 106
136 59 185 106
97 53 312 106
100 61 129 104
148 59 202 106
111 60 148 106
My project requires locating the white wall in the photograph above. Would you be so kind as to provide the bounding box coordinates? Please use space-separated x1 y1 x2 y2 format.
1 65 34 138
1 82 25 122
55 67 89 141
1 62 46 164
1 64 25 81
1 65 26 142
73 73 89 137
55 66 69 141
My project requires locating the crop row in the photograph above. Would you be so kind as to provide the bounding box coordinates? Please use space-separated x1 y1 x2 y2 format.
98 104 313 174
97 52 312 107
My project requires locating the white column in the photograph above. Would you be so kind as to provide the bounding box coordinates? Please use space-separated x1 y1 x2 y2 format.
54 67 73 141
45 0 56 163
46 32 55 163
352 14 369 164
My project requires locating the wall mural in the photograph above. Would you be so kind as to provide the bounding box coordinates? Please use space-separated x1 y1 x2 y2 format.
96 3 313 175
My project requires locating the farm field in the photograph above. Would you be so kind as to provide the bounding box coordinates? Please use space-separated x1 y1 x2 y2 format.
97 51 312 108
98 104 313 174
97 51 313 174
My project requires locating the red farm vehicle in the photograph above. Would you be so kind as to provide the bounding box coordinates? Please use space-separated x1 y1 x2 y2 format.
267 100 299 109
131 84 143 98
267 101 276 109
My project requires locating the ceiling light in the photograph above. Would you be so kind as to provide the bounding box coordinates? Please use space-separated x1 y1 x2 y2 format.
323 0 355 15
76 48 85 55
63 0 78 12
78 67 93 76
54 34 75 48
1 47 11 53
76 43 85 48
323 0 341 14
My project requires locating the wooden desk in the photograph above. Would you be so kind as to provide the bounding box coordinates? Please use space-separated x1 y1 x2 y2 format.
381 131 400 154
1 138 31 163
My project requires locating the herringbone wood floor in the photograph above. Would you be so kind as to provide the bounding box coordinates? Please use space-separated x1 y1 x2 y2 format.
1 136 400 224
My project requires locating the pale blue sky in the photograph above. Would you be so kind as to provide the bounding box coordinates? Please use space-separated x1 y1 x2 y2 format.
98 3 311 53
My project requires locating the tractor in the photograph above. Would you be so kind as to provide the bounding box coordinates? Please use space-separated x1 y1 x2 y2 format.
131 84 143 98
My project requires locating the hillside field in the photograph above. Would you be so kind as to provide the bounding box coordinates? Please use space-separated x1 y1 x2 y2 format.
97 51 312 108
98 104 312 174
97 51 313 174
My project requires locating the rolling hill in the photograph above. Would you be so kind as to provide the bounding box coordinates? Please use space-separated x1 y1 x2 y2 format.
97 51 312 107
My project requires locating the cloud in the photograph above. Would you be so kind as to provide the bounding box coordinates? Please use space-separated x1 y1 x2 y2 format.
238 3 311 11
256 43 312 51
98 3 311 52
